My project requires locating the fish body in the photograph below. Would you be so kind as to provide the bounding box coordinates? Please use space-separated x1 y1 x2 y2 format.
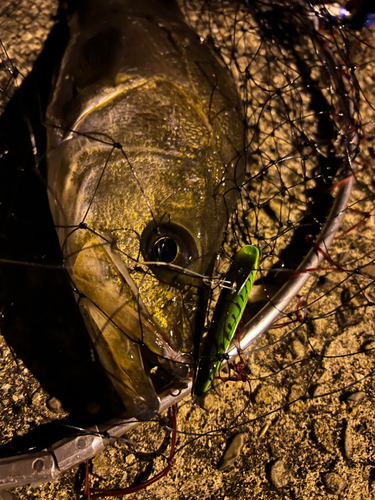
46 0 246 418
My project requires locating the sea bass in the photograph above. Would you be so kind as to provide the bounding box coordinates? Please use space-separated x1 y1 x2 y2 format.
46 0 246 418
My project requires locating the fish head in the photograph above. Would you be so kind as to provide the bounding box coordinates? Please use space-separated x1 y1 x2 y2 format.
46 9 246 418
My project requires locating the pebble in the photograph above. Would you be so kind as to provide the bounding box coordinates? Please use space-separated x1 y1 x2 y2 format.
347 391 366 402
268 459 289 488
291 339 305 359
217 433 245 471
363 339 375 352
323 472 347 494
259 421 271 438
343 422 353 460
125 453 135 464
47 397 64 414
200 393 216 411
363 264 375 280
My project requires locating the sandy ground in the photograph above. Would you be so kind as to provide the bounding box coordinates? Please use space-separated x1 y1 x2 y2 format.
0 1 375 499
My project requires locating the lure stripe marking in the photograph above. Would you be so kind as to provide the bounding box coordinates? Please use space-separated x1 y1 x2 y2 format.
194 245 259 396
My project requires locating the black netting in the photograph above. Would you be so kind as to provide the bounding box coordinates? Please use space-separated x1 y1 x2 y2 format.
0 1 374 498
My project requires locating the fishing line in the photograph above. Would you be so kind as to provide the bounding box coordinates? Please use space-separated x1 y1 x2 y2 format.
0 0 374 499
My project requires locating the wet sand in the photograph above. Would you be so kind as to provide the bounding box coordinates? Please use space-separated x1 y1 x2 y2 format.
0 1 374 499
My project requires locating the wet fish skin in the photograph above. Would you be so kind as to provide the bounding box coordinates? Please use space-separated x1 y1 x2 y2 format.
46 0 246 418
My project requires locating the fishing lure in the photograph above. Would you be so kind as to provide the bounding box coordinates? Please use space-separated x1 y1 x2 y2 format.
194 245 259 397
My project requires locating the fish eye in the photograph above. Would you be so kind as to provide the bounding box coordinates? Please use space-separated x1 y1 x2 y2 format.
153 237 179 263
141 221 201 286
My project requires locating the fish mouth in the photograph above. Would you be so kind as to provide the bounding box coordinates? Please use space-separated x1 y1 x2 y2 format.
68 234 194 419
81 298 193 419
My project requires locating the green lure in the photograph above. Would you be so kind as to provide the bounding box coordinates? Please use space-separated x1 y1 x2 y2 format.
193 245 259 397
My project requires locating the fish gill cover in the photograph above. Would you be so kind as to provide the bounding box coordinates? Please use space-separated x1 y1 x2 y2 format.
0 0 374 499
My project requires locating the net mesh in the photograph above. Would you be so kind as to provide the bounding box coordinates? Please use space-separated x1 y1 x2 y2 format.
0 0 374 498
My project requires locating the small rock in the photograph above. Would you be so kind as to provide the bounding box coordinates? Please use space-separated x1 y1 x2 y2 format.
343 422 353 460
47 397 64 414
218 433 245 471
347 391 366 402
363 339 375 352
363 264 375 280
259 421 270 438
200 393 216 411
125 453 135 464
324 472 346 494
268 459 289 488
291 339 305 359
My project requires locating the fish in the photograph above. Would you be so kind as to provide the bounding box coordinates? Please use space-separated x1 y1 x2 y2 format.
45 0 246 419
0 1 375 498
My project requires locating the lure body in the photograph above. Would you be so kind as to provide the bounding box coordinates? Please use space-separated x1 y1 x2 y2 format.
194 245 259 396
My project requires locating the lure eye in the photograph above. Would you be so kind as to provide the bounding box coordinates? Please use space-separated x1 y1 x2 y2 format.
141 220 201 286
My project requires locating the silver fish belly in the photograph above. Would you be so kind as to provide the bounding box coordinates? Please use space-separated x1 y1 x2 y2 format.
46 0 245 419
